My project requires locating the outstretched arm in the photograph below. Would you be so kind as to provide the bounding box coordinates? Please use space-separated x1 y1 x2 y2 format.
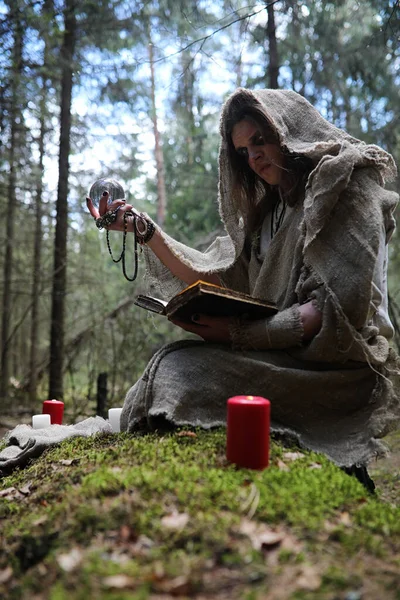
86 192 220 286
146 230 220 286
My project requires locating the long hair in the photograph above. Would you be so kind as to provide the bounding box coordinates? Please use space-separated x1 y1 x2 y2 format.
223 99 313 233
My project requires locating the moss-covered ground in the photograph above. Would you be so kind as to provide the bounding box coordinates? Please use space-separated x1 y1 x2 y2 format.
0 428 399 599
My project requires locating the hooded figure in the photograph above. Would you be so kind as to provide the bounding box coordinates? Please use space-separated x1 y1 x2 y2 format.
117 88 400 482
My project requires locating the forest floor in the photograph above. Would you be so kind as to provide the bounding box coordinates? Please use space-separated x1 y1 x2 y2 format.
0 424 399 600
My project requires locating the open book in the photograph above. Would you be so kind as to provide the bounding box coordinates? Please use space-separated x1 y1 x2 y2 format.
134 280 277 322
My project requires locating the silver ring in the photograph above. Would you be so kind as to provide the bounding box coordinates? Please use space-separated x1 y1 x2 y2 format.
95 209 118 230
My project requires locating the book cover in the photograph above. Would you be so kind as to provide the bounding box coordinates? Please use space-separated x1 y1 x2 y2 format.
134 280 277 322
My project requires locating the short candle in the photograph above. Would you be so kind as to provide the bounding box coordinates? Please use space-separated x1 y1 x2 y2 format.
108 408 123 433
226 395 270 470
42 399 64 425
32 414 51 429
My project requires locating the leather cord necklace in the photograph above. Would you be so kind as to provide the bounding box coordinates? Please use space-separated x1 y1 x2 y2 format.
270 196 286 239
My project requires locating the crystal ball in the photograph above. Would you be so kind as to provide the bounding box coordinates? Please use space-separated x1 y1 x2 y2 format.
88 177 125 209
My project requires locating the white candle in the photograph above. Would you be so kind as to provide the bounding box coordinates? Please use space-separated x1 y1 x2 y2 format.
32 414 51 429
108 408 123 433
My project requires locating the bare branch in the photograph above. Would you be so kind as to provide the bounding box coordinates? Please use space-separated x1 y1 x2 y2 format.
151 0 282 66
383 0 400 36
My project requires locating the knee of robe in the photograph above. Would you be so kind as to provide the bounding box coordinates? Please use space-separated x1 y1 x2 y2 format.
153 344 230 387
150 345 236 418
152 347 209 396
121 380 144 432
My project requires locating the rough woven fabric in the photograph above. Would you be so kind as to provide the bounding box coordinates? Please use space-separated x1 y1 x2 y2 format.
229 304 304 350
0 417 113 475
122 88 400 467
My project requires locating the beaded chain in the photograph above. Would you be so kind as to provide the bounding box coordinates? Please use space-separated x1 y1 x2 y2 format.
106 211 139 282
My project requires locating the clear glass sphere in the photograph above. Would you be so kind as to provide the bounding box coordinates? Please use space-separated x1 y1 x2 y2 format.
88 177 125 209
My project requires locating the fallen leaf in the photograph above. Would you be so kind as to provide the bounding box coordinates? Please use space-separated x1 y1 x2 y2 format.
0 566 13 584
323 520 335 533
308 462 322 469
57 547 83 572
152 561 165 580
282 451 305 461
276 459 289 471
239 519 285 551
265 532 304 567
296 564 322 590
18 482 32 495
58 459 79 466
281 534 303 553
0 487 16 498
339 511 352 526
119 524 137 543
177 431 197 438
135 534 154 549
155 575 191 596
0 487 24 500
103 574 135 589
32 515 48 527
161 511 189 530
130 534 154 557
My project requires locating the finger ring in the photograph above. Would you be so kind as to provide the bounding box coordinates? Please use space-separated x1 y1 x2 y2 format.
95 209 118 230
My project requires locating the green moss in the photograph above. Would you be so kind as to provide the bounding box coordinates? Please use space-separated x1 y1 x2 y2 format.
354 500 400 535
1 428 399 599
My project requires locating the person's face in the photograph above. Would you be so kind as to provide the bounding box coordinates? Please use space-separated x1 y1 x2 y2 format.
231 119 284 186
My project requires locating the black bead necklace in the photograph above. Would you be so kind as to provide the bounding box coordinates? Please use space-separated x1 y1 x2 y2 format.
106 211 139 282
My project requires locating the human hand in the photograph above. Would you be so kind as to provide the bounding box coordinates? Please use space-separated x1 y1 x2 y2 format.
86 190 139 233
169 314 233 344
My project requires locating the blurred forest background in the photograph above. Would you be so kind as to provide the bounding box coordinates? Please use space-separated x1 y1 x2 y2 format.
0 0 399 420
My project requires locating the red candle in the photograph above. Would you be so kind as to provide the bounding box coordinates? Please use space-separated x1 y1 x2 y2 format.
42 399 64 425
226 396 270 470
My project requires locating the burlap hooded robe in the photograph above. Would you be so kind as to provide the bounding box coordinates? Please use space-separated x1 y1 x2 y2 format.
121 88 400 467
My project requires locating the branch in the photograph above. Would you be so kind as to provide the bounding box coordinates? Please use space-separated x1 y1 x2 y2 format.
151 0 282 66
383 1 400 36
19 296 137 390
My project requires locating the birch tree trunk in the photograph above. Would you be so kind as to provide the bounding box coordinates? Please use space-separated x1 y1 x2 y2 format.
49 0 77 399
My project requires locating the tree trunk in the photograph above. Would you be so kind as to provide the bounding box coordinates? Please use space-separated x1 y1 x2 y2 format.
266 1 279 89
49 0 77 399
29 0 54 407
0 5 23 406
96 372 108 419
148 41 167 228
180 51 195 166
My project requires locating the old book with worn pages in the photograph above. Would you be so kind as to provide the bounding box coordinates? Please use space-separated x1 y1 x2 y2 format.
134 280 277 322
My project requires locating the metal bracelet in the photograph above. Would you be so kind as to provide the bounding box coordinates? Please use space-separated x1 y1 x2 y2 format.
135 213 156 244
135 215 148 237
